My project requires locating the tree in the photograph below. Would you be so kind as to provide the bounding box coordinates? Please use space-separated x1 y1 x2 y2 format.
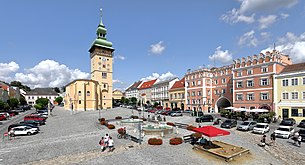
0 100 4 110
130 97 137 105
54 87 60 93
7 98 19 109
153 102 159 107
19 96 27 105
125 98 130 105
10 81 31 91
35 98 49 108
55 96 63 105
120 97 126 104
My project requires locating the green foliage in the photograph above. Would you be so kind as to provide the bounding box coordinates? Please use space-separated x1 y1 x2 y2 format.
0 100 4 109
7 98 19 109
124 98 130 105
35 98 49 107
10 81 31 91
53 87 60 93
55 96 63 105
4 103 10 110
130 97 137 105
19 96 27 105
146 100 150 105
34 104 43 110
153 102 159 107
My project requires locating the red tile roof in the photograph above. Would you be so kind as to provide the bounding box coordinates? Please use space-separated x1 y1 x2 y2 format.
170 77 185 91
139 79 157 89
280 62 305 74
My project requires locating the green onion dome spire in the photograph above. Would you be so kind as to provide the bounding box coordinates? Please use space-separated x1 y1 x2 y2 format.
91 8 113 49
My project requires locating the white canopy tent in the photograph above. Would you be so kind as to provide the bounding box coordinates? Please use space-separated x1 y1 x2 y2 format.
224 107 235 110
247 109 269 113
233 108 247 112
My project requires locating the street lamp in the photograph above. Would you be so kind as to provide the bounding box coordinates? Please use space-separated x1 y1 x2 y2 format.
138 110 142 144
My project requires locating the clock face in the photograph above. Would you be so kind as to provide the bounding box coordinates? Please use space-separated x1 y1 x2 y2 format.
102 58 106 61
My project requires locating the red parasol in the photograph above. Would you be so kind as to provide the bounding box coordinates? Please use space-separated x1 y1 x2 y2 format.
193 126 230 138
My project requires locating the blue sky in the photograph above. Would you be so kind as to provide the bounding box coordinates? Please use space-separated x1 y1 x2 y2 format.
1 0 305 90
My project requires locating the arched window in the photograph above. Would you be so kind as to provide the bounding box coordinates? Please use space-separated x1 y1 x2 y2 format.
87 91 90 96
78 91 81 96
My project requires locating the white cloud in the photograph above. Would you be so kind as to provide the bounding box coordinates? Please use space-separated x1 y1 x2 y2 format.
262 32 305 62
238 30 258 47
149 41 165 55
113 79 124 84
260 32 271 40
0 61 19 76
258 15 277 29
208 46 233 64
12 60 89 88
221 8 255 24
239 0 297 14
114 55 125 60
140 72 176 82
280 13 290 19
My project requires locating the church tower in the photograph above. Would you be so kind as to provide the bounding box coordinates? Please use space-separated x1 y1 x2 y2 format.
89 8 114 109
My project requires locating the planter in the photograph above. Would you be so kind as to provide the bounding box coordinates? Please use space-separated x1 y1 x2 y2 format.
191 133 202 139
131 115 139 119
186 125 196 131
169 137 183 145
140 118 147 121
115 116 122 120
166 122 175 126
107 124 115 129
148 138 163 145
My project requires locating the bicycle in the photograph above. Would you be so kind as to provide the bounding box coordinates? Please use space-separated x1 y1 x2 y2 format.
117 133 129 139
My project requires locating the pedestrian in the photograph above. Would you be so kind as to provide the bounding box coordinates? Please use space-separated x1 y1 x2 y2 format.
99 137 106 152
270 132 276 146
104 133 110 146
298 134 302 147
108 136 115 152
163 116 166 122
260 134 266 147
293 132 299 145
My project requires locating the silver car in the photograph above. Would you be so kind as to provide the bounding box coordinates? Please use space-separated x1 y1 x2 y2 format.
237 121 257 131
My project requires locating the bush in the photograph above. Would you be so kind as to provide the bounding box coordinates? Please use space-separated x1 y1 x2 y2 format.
191 133 202 139
166 122 175 126
131 115 139 119
100 121 108 126
186 125 196 131
148 138 163 145
107 124 115 129
99 118 106 122
169 137 183 145
115 116 122 120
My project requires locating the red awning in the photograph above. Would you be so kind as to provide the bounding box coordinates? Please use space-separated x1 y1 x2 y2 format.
193 126 230 138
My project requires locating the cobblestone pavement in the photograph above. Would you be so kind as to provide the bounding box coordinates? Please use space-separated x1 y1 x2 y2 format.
0 107 302 165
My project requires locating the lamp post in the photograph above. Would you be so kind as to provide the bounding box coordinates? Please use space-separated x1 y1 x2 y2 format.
138 110 142 144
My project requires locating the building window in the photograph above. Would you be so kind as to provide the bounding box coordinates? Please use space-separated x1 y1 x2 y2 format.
87 91 90 96
260 78 269 86
28 96 30 99
187 92 189 97
282 93 289 100
291 92 298 99
192 92 195 96
222 78 226 83
207 90 210 96
260 93 269 100
215 80 218 85
247 93 254 100
103 84 106 89
303 109 305 117
291 78 298 86
187 99 190 104
303 78 305 85
291 108 298 117
230 88 233 93
236 81 243 88
237 72 242 77
174 93 177 99
247 80 254 87
236 94 243 101
102 72 107 78
198 80 201 85
78 100 81 104
261 66 268 73
78 91 81 96
247 69 253 75
303 92 305 99
102 64 106 68
222 89 226 94
197 91 201 96
282 79 288 86
32 96 34 99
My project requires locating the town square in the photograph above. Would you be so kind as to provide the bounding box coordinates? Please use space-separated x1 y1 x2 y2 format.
1 0 305 165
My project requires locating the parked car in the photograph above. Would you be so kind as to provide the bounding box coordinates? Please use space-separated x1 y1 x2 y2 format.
192 111 204 117
297 119 305 128
0 112 10 119
184 110 191 113
195 115 214 123
274 126 295 139
11 126 39 136
252 123 270 134
24 114 47 121
20 120 42 126
280 118 296 126
162 111 173 116
0 114 7 121
221 119 237 129
297 129 305 142
170 112 183 117
8 123 39 132
237 121 257 131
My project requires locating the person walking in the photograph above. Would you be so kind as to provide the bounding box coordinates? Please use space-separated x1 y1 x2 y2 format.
298 134 302 147
108 136 115 152
260 135 266 147
270 132 276 146
104 133 110 147
99 137 106 152
293 132 299 146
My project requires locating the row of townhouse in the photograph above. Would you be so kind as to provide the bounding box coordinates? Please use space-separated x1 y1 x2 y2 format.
0 81 21 102
125 50 304 122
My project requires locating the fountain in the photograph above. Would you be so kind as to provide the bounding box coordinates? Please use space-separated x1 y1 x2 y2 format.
142 123 173 136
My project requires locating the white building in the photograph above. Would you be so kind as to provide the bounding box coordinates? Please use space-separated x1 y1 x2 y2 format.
25 88 59 105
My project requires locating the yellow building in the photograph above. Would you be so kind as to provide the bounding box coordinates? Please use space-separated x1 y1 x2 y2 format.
64 8 114 111
169 77 186 110
274 62 305 122
113 90 123 104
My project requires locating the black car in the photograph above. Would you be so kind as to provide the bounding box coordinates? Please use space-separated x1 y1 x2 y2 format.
20 120 44 126
280 118 296 126
192 111 204 117
195 115 214 122
221 119 237 128
298 129 305 142
298 120 305 128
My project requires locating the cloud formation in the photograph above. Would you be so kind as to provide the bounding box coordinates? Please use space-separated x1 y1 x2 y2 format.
140 72 176 82
238 30 258 47
149 41 165 55
208 46 233 64
262 32 305 62
114 55 126 60
113 79 124 84
239 0 297 14
258 15 277 29
0 60 89 88
221 8 255 24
